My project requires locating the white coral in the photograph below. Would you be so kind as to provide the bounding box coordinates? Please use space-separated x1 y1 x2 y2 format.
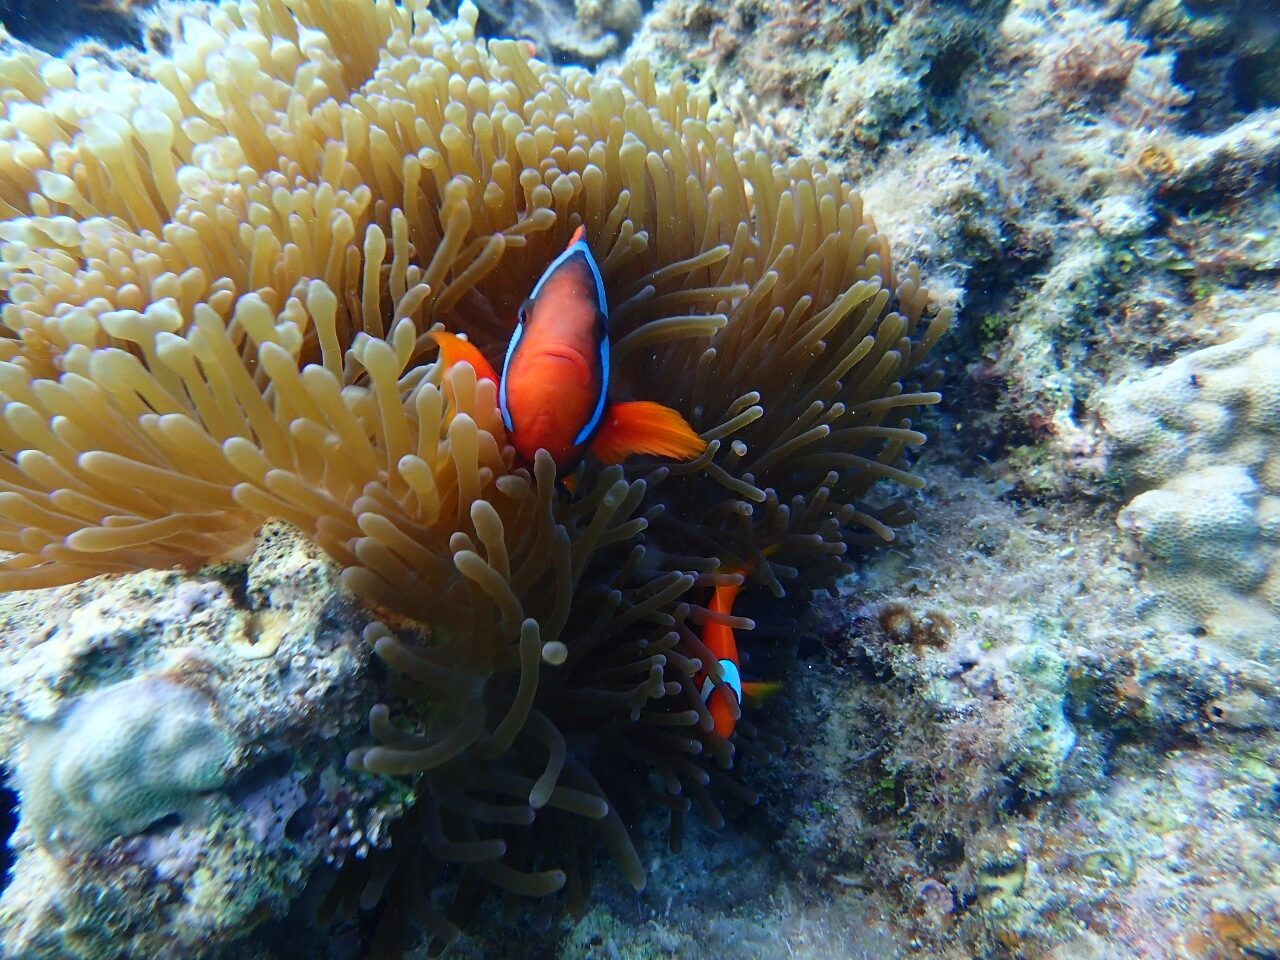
1103 313 1280 652
17 677 235 843
1102 312 1280 487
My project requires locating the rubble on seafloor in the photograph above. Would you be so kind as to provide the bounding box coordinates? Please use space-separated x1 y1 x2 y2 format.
0 0 1278 958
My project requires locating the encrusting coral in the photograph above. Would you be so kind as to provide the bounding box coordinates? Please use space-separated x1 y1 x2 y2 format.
0 0 948 952
17 675 236 843
1103 312 1280 654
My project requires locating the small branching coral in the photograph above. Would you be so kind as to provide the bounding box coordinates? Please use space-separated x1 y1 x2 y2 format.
0 0 948 952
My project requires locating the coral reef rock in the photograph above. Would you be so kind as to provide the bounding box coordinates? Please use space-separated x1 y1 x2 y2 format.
0 522 391 960
1104 312 1280 656
0 0 1277 957
466 0 644 65
18 676 235 843
0 0 946 954
766 467 1280 960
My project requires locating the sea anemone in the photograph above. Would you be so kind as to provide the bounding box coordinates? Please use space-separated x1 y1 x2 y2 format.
0 0 948 952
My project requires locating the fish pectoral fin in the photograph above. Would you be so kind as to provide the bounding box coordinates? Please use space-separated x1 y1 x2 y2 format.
430 330 500 385
589 401 706 464
741 680 783 707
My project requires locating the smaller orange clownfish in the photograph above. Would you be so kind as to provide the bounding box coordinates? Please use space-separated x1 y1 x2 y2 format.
695 569 782 741
432 226 705 474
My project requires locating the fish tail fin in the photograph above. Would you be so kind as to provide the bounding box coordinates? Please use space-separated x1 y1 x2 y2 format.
741 680 783 707
430 330 499 385
589 401 706 465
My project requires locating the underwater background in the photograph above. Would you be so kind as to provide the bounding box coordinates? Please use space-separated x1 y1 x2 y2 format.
0 0 1276 958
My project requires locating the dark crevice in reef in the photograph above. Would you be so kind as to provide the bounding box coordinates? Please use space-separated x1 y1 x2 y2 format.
961 245 1052 349
225 752 295 804
137 812 183 836
205 561 252 611
995 766 1039 818
1227 46 1280 114
920 38 978 102
259 885 361 960
0 771 17 896
909 822 967 872
929 235 1053 466
0 0 144 56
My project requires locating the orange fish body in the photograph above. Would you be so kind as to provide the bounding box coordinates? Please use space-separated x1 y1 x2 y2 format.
431 227 705 473
500 226 609 467
698 575 745 740
695 569 782 741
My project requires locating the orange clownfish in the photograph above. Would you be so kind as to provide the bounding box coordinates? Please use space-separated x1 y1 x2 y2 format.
695 570 781 740
432 226 705 473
